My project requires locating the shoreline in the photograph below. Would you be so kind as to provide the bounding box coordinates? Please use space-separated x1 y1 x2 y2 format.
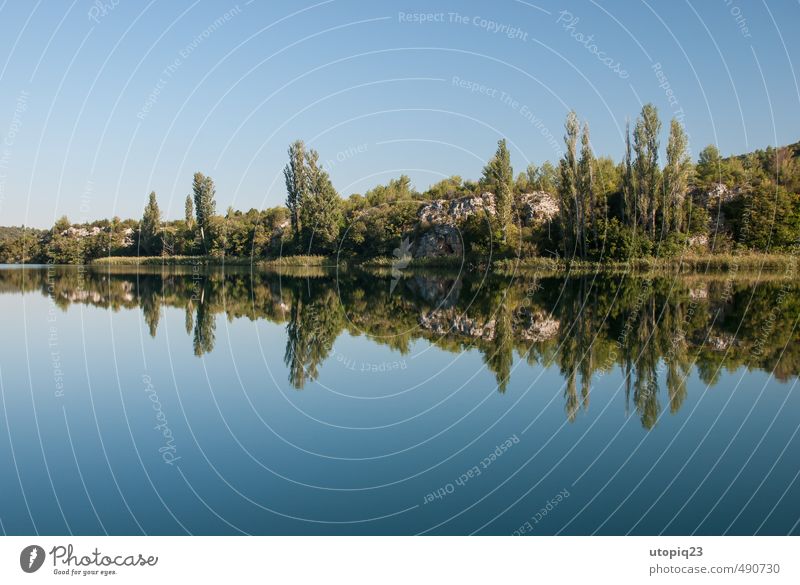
1 252 793 276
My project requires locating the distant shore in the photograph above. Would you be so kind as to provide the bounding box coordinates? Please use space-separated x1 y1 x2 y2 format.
73 252 800 275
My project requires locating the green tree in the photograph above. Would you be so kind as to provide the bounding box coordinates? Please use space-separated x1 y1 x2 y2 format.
558 111 580 258
633 103 662 238
284 140 308 244
728 179 800 251
663 119 692 232
579 122 595 252
45 216 85 264
192 172 217 252
184 195 194 226
482 139 514 240
140 191 162 255
299 149 343 254
622 119 635 227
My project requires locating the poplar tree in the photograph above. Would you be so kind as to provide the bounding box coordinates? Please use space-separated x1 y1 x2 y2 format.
184 195 194 226
140 191 162 255
299 149 342 253
193 172 216 251
579 122 596 252
633 104 662 238
558 111 580 258
663 119 691 232
622 119 635 227
284 140 308 244
482 139 514 240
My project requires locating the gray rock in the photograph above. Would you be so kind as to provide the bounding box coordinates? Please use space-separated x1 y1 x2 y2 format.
414 225 463 258
418 192 496 226
516 191 559 226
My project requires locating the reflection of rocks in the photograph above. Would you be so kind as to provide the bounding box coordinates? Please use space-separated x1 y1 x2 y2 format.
689 284 708 300
414 225 463 258
418 192 495 225
514 307 560 342
419 309 496 340
516 191 559 226
62 289 106 303
405 275 461 308
707 333 736 351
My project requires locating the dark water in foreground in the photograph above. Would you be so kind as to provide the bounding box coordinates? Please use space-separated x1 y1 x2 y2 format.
0 265 798 535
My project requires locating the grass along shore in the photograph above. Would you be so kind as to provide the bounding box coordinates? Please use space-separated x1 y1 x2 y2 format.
85 252 800 275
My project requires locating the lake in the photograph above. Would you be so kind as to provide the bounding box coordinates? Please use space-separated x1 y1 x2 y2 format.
0 264 798 535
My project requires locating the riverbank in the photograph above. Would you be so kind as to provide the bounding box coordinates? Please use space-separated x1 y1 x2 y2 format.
84 252 798 275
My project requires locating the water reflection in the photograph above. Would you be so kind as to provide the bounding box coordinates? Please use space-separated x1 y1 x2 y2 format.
2 265 797 429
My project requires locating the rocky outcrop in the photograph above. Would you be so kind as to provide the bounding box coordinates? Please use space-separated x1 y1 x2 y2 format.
696 182 741 208
61 225 135 248
516 191 559 226
413 225 463 258
418 192 496 225
270 219 290 249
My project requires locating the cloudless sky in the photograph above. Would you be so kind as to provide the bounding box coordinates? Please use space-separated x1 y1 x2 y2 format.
0 0 798 227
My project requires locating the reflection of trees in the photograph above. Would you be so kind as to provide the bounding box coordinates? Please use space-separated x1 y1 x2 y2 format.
2 266 798 427
193 292 216 357
284 283 343 389
484 292 513 393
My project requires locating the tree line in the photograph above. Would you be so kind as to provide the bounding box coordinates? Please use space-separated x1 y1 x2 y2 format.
1 102 799 264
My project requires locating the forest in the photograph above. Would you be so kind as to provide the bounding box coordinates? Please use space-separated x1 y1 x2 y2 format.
1 103 799 266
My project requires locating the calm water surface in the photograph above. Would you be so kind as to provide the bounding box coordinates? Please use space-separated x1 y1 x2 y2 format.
0 265 798 535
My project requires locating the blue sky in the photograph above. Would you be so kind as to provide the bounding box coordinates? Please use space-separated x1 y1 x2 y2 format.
0 0 798 227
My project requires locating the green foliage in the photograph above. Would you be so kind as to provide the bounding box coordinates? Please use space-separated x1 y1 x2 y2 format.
299 149 343 254
184 195 194 226
587 217 633 261
522 161 557 193
558 111 581 258
481 139 514 239
284 140 308 241
342 200 420 257
421 175 478 200
725 179 800 251
633 103 662 237
192 172 217 251
140 191 162 255
364 174 417 205
663 119 692 232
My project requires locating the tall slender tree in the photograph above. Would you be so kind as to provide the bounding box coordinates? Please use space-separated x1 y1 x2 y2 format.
140 191 162 255
633 103 662 238
482 139 514 241
558 111 580 258
192 172 216 251
299 149 342 253
622 119 635 227
184 194 194 226
579 122 596 253
284 140 308 245
663 119 691 232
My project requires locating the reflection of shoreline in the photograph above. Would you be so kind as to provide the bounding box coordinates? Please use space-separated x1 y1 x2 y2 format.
2 266 798 428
